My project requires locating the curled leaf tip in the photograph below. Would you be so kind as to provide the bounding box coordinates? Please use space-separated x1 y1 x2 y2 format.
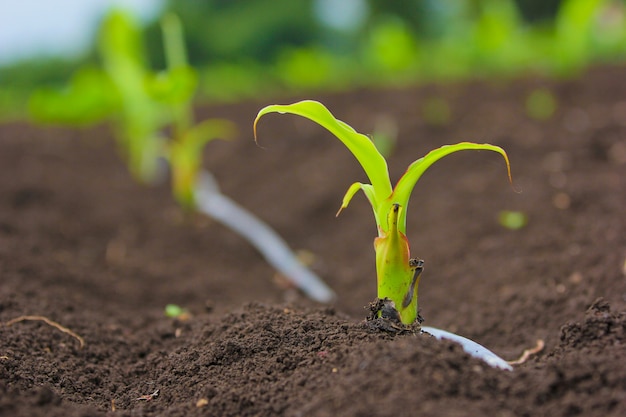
253 108 268 145
499 150 521 194
252 120 261 144
252 117 268 150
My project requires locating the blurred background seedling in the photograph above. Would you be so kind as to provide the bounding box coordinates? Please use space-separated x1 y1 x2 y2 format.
422 97 452 126
28 9 335 304
525 88 558 121
164 304 191 321
370 114 398 157
498 210 528 230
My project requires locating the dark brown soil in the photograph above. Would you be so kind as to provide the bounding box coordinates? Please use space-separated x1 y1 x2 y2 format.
1 66 625 416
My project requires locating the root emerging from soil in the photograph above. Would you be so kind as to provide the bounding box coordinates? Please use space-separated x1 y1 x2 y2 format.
5 315 85 349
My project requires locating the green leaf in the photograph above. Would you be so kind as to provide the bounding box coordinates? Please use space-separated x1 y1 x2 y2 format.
254 100 393 205
498 210 527 230
99 10 145 72
337 182 378 223
525 88 557 121
98 9 165 183
391 142 513 234
145 66 198 105
169 119 237 208
29 67 119 125
255 99 516 325
161 13 188 69
165 304 185 318
185 119 236 149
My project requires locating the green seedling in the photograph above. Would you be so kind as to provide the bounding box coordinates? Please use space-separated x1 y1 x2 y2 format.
165 304 184 318
31 10 234 207
154 13 236 208
97 9 165 183
371 114 398 157
498 210 527 230
255 100 513 325
101 10 236 207
422 97 451 126
525 88 557 121
28 10 335 303
165 304 191 320
29 66 120 126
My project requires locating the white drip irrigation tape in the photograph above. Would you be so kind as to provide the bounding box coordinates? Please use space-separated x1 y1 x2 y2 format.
194 171 336 303
422 326 513 371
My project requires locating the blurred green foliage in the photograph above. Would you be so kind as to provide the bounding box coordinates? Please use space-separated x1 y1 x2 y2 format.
29 66 119 125
2 0 625 119
498 210 528 230
145 0 321 66
29 10 235 208
0 58 86 120
422 97 452 126
525 88 558 120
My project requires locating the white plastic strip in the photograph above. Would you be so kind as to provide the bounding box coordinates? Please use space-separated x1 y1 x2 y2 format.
422 326 513 371
194 171 336 303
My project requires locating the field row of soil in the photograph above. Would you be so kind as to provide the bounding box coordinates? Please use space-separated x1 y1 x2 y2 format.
1 66 625 416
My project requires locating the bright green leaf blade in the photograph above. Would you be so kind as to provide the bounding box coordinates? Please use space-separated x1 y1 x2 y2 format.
336 182 377 221
99 11 148 105
391 142 513 233
161 13 188 69
185 118 237 150
254 100 393 202
168 119 237 209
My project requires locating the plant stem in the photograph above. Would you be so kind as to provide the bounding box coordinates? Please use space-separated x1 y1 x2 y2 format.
161 12 192 137
161 13 187 69
194 171 336 303
375 204 416 324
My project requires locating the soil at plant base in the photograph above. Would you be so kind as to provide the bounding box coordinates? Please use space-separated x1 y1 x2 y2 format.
1 66 625 417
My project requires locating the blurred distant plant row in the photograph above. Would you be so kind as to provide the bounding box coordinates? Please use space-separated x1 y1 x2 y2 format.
1 0 625 120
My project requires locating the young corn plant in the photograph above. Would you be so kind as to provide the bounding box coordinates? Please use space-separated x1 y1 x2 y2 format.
98 10 238 208
254 100 513 326
28 10 335 303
